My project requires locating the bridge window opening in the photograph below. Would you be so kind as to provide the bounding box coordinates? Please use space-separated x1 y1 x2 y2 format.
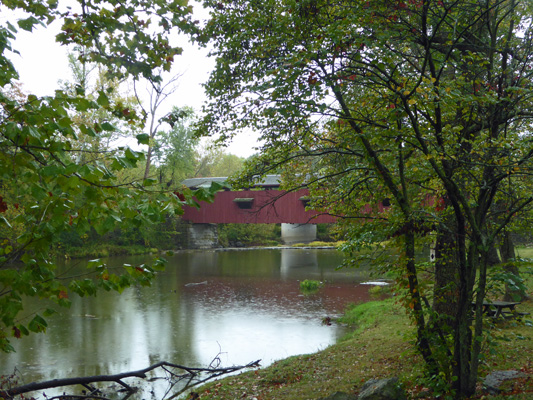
299 197 310 207
234 198 254 209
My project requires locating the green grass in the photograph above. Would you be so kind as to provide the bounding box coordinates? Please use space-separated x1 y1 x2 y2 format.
515 246 533 260
291 241 343 248
63 244 158 259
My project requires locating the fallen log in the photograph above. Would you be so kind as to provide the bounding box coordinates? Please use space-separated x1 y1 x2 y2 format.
0 359 261 399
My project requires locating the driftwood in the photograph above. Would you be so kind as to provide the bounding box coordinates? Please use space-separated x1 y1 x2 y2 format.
0 359 261 399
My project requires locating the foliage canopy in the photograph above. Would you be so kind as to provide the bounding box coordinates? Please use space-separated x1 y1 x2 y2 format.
0 0 219 352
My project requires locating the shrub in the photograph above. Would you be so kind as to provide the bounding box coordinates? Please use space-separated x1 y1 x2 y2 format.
299 279 322 294
218 223 281 247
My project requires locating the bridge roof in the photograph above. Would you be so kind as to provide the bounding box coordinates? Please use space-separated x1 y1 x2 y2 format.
182 175 281 190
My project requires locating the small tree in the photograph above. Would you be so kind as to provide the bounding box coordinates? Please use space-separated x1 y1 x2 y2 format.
196 0 533 397
133 71 184 180
153 106 199 185
0 0 215 351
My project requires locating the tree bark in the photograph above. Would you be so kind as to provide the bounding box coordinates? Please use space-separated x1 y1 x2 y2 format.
500 230 526 302
432 196 460 330
486 243 500 266
433 229 460 329
405 231 437 373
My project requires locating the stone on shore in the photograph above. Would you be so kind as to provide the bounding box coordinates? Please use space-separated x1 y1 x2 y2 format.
358 377 407 400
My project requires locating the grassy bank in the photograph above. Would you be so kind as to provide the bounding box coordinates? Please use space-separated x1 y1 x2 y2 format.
61 241 343 259
62 244 158 259
193 267 533 400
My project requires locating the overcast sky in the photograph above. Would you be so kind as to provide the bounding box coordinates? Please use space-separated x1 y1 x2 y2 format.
1 3 260 158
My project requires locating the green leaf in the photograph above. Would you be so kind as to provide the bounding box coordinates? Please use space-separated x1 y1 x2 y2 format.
17 16 42 32
101 121 117 131
43 308 57 317
28 315 47 333
97 91 110 106
6 21 18 33
136 133 150 145
0 216 12 228
109 213 122 222
79 124 97 137
209 181 227 192
41 165 61 176
124 148 142 161
75 98 96 111
16 324 29 337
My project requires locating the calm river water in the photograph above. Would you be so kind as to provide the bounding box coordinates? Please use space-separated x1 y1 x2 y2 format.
1 248 377 397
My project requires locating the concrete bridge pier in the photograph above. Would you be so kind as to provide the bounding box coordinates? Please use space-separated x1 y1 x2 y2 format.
281 223 317 245
188 223 218 249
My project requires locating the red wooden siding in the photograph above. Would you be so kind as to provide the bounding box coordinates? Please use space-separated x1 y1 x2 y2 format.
181 189 337 224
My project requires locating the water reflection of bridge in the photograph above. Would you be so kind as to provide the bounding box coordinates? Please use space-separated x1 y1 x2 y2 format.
181 176 336 247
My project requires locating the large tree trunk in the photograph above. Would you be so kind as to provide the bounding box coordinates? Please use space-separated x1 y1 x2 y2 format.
453 239 475 399
405 231 437 373
433 230 460 329
500 230 526 302
486 243 500 266
433 200 460 330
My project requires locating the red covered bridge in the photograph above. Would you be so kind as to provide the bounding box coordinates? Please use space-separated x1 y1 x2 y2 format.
181 176 337 247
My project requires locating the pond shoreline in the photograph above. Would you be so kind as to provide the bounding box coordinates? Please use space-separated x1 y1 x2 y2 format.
192 280 533 399
174 245 339 253
62 243 341 260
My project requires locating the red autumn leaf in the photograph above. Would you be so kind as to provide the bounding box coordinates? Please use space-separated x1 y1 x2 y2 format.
174 191 186 201
0 196 7 213
13 326 21 339
435 197 446 212
58 290 68 299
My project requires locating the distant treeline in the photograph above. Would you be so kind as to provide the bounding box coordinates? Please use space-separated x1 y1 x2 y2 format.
58 217 339 258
